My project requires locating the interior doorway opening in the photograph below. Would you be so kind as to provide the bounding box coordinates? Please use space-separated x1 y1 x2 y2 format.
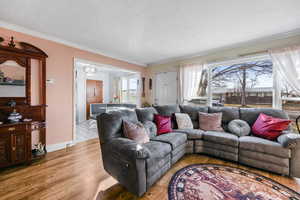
73 58 141 143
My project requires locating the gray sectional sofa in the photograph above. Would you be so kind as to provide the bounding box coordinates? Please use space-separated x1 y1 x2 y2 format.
97 105 300 197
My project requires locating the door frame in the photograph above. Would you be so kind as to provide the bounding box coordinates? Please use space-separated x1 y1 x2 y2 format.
153 71 179 105
73 58 142 142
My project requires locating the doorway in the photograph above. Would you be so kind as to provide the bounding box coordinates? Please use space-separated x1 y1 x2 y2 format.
73 58 142 144
86 80 103 119
155 71 178 105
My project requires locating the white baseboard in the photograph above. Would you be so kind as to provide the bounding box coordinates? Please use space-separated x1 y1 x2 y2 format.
46 140 74 153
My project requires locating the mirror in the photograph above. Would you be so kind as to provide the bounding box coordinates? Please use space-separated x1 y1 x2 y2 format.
0 60 26 97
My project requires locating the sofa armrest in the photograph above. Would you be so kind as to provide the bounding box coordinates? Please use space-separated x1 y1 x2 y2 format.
277 132 300 148
101 138 149 196
277 132 300 178
108 138 150 160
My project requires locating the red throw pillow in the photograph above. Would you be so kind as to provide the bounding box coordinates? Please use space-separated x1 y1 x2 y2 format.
154 114 172 135
252 113 291 141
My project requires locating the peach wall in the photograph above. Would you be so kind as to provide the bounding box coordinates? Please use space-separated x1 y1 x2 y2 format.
0 27 146 145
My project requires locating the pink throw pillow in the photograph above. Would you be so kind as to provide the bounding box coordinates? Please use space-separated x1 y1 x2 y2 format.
198 112 224 132
154 114 172 135
123 121 149 144
252 113 291 141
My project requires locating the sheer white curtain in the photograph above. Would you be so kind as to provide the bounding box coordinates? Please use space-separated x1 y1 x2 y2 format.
179 63 208 104
269 46 300 108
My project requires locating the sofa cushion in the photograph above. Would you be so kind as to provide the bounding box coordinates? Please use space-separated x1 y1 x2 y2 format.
175 113 193 129
174 129 204 139
240 108 290 127
203 131 239 147
228 119 251 137
151 132 187 149
154 105 180 128
143 140 172 159
239 136 291 158
179 105 208 129
97 110 138 142
208 107 240 131
142 121 157 139
135 107 158 123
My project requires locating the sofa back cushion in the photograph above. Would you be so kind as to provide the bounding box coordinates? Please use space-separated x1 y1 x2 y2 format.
240 108 290 128
135 107 158 123
97 110 138 143
208 107 240 131
154 105 180 128
179 105 208 129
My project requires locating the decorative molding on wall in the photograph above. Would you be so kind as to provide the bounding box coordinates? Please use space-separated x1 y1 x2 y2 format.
0 20 147 67
46 140 74 152
149 28 300 66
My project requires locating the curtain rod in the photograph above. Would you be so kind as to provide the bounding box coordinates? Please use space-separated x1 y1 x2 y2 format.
207 50 269 66
238 50 268 57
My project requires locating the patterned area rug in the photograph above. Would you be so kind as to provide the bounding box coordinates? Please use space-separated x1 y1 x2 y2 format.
168 164 300 200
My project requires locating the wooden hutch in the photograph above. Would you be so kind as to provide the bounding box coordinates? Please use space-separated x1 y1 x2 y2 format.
0 36 47 168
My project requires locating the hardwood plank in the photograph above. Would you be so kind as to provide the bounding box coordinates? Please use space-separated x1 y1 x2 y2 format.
0 138 299 200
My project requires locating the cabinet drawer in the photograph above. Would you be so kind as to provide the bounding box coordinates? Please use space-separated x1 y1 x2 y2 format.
0 125 27 133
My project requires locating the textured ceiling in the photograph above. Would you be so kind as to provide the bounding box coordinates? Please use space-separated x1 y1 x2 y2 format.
0 0 300 65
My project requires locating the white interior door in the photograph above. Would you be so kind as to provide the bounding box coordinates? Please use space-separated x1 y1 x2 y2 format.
155 72 178 105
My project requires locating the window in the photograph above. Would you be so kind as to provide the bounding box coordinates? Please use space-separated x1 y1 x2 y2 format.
128 78 138 103
211 59 273 108
183 55 300 132
281 80 300 132
180 64 209 106
121 78 128 102
120 76 139 104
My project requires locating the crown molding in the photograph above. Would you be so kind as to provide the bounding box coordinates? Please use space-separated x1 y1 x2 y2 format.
149 28 300 66
0 20 147 67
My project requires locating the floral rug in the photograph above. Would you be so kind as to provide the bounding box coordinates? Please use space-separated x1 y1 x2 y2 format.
168 164 300 200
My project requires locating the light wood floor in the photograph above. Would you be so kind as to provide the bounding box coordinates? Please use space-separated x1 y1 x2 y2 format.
0 139 299 200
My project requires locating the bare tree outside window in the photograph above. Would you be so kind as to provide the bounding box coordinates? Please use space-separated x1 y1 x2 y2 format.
211 60 273 107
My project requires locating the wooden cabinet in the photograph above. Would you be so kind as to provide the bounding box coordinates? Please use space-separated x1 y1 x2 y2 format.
0 124 30 167
0 132 11 167
0 36 48 169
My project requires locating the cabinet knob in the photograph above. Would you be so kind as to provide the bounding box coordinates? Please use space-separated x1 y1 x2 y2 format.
12 147 16 151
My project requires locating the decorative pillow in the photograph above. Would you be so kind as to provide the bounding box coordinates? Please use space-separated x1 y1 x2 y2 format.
252 113 291 141
228 119 251 137
154 114 172 135
198 112 224 132
123 120 149 144
175 113 193 129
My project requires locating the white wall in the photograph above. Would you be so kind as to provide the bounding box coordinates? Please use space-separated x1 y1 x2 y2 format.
76 67 111 123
